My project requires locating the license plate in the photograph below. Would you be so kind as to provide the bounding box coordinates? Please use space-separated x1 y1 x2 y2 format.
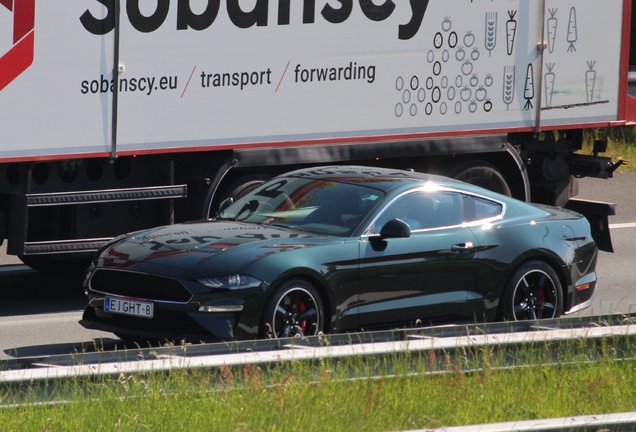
105 296 154 319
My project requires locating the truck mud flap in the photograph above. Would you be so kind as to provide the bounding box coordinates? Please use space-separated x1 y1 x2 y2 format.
564 198 616 253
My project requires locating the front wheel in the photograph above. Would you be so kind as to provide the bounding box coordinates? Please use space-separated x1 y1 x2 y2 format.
500 261 563 321
260 279 324 339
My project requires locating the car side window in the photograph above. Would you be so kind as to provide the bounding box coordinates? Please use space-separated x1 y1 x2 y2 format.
373 193 424 232
462 194 503 222
423 192 462 229
373 191 463 232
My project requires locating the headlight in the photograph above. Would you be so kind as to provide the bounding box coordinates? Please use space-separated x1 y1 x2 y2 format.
83 261 96 292
198 275 263 290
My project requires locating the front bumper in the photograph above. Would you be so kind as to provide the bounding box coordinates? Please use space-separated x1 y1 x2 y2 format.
564 272 597 315
81 292 261 342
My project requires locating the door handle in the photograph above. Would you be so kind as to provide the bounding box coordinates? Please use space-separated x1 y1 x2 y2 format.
451 242 474 253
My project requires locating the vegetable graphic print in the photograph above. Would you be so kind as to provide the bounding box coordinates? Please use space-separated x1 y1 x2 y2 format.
567 7 577 53
485 12 497 57
506 11 517 56
546 8 558 54
544 63 556 107
523 63 534 110
503 66 515 110
386 0 616 127
586 61 596 103
392 11 497 118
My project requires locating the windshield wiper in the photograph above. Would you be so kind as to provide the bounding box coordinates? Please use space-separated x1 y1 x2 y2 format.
267 222 310 233
265 222 289 229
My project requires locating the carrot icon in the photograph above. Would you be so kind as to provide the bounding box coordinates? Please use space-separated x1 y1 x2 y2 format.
567 7 577 53
503 66 515 110
546 9 558 54
485 12 497 57
544 63 556 107
523 63 534 110
586 61 596 103
506 11 517 56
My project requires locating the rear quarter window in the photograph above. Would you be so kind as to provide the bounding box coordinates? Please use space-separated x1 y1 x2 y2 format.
462 195 503 222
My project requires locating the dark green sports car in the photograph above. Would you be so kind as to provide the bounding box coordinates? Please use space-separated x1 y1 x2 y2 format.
81 166 599 342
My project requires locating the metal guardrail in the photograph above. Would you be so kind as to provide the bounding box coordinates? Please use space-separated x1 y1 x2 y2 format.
2 313 636 383
3 314 636 429
409 412 636 432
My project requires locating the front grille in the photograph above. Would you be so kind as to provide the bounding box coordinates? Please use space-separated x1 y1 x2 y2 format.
89 268 193 303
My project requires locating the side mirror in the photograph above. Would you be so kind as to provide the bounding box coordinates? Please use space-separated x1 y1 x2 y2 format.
379 218 411 239
217 197 234 217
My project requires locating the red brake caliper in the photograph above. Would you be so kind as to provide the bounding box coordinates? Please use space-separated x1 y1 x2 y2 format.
298 300 307 333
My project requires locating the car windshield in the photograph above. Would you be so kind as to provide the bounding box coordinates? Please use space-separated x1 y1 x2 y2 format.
218 177 384 236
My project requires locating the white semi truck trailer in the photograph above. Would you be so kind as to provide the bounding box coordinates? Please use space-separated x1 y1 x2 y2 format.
0 0 631 270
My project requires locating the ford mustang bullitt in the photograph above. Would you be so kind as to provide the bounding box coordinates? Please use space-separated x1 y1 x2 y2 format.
80 166 599 342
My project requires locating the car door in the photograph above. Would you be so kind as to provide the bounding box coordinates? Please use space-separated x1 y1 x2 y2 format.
355 190 482 328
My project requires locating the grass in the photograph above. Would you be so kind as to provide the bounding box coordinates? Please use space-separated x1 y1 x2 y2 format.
584 127 636 172
2 336 636 431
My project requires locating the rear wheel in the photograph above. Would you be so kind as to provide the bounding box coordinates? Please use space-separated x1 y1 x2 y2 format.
260 279 324 339
500 260 563 321
450 160 512 197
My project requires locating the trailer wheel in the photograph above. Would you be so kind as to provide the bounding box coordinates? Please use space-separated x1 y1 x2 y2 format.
450 160 512 197
211 173 271 217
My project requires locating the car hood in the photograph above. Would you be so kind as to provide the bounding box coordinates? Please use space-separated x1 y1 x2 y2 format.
99 220 331 273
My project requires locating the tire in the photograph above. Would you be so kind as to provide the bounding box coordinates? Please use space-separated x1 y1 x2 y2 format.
450 160 512 197
499 260 563 321
260 279 325 339
210 173 271 217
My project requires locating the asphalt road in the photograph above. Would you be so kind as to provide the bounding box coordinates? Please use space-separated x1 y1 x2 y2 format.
575 172 636 317
0 255 115 359
0 172 635 360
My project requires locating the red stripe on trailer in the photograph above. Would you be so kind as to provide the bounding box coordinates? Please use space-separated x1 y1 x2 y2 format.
0 120 625 164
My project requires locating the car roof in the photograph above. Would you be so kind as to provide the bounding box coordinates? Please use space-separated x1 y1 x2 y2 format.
281 165 471 193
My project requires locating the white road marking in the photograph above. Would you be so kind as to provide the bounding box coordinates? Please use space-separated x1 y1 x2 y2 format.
0 264 31 273
610 223 636 229
0 311 82 327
